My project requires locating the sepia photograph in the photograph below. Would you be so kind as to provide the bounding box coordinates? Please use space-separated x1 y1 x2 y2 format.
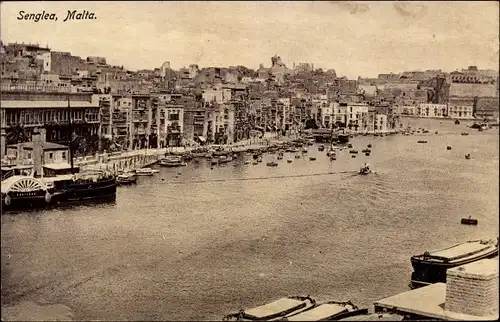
0 1 499 321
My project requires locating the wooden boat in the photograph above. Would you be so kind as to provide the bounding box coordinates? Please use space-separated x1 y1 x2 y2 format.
367 144 372 148
349 150 358 154
210 158 219 166
223 296 316 321
318 145 325 152
465 154 471 160
455 119 460 124
410 238 499 289
257 157 263 163
135 168 157 176
116 172 137 185
252 161 258 165
281 301 363 321
287 159 293 163
351 155 356 158
277 155 284 160
361 149 371 153
309 157 316 161
461 132 469 136
294 154 300 159
159 156 187 167
417 140 427 143
266 161 278 167
302 148 308 153
330 156 336 161
347 143 353 148
446 146 452 150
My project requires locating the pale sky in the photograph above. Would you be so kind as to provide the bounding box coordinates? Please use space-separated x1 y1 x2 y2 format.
1 1 499 78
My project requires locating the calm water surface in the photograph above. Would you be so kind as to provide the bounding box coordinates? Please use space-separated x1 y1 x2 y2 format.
1 118 499 320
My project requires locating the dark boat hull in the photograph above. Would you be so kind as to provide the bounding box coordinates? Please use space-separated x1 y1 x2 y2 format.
410 249 499 289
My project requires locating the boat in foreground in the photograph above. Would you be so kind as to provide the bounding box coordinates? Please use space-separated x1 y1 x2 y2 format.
279 301 363 321
338 312 404 321
223 296 315 321
410 238 499 289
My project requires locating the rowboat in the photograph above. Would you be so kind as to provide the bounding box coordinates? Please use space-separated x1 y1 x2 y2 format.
223 296 315 321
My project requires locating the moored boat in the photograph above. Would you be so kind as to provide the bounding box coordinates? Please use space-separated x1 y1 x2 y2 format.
266 161 278 167
135 168 157 176
223 296 316 321
1 175 60 211
116 171 137 185
417 140 427 143
318 145 325 152
159 156 187 167
281 301 363 321
338 312 404 321
410 238 499 289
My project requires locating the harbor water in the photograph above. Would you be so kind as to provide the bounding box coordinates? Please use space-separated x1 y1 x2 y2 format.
1 118 499 320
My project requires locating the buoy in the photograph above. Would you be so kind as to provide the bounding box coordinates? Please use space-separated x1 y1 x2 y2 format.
461 216 478 225
4 194 11 206
45 191 52 203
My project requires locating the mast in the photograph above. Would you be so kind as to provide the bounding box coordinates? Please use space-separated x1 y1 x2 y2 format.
68 96 75 173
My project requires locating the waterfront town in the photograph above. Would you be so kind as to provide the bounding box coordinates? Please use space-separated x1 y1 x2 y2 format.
1 41 499 164
1 2 499 321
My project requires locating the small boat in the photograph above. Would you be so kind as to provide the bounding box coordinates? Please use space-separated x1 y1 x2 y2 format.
351 155 356 158
330 156 336 161
410 238 499 289
422 130 429 134
417 140 427 143
218 155 232 164
116 172 137 185
318 145 325 152
266 161 278 167
359 164 371 175
309 157 316 161
461 132 469 136
159 156 187 167
301 148 308 153
287 159 292 163
455 119 460 125
277 155 283 160
361 149 371 153
252 161 258 165
295 154 300 159
283 301 363 321
465 154 471 160
347 143 353 148
365 152 370 156
446 146 452 150
461 216 478 225
367 144 372 148
135 168 157 176
210 158 219 166
257 157 263 163
244 161 251 165
349 150 358 154
223 296 316 321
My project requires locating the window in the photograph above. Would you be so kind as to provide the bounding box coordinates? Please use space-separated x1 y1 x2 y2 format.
62 152 67 159
49 153 53 159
